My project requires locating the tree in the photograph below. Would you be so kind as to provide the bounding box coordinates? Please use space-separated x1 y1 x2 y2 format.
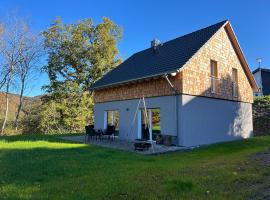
42 17 121 133
0 23 8 91
14 28 43 132
20 97 42 134
0 15 25 135
38 83 94 134
0 13 43 135
43 17 121 91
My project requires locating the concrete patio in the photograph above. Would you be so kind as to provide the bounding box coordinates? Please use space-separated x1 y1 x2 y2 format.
60 135 189 155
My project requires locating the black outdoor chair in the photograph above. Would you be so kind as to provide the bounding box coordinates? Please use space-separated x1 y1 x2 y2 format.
102 125 116 140
85 125 99 142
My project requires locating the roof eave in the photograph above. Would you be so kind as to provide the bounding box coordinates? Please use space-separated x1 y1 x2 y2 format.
90 69 179 90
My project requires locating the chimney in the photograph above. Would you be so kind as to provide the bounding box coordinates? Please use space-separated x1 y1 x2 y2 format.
151 39 161 52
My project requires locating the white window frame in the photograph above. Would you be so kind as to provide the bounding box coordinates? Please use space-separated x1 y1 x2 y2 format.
103 111 107 129
104 110 119 129
137 109 156 141
210 60 219 94
148 110 153 141
232 68 238 97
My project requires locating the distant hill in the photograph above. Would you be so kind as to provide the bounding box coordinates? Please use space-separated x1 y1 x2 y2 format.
0 92 41 120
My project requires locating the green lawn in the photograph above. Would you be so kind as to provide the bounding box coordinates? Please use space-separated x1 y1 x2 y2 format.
0 135 270 200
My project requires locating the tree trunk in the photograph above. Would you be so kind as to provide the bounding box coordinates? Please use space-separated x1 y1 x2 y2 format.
14 79 25 132
1 82 10 135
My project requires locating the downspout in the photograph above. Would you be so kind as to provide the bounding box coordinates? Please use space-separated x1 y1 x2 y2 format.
163 74 180 146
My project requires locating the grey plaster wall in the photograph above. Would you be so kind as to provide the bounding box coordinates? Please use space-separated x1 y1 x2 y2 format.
179 95 253 147
94 95 178 141
94 94 253 147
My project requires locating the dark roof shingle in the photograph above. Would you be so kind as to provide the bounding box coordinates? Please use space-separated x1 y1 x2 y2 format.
253 68 270 95
91 20 227 90
261 70 270 95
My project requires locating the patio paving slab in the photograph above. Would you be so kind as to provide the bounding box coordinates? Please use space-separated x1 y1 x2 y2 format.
59 135 189 155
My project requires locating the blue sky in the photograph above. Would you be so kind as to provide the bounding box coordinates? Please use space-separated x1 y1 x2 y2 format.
0 0 269 96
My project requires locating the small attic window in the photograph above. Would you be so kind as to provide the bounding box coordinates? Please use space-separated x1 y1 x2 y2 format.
232 68 238 97
210 60 219 93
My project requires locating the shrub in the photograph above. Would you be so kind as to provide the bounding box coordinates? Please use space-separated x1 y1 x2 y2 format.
253 96 270 136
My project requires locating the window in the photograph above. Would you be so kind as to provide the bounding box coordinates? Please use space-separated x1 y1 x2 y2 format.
232 68 238 97
104 110 119 135
210 60 219 93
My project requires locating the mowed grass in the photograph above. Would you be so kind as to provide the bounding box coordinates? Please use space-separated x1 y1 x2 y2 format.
0 135 270 200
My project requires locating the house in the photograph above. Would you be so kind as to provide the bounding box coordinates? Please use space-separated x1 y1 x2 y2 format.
90 20 258 147
252 68 270 96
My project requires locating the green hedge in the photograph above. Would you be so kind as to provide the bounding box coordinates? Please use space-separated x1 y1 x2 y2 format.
253 96 270 136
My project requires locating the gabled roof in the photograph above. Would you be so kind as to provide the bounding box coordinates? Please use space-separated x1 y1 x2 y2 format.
91 20 258 92
261 71 270 95
252 68 270 95
91 20 227 90
253 67 270 74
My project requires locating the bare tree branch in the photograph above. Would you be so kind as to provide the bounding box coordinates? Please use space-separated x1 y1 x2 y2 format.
0 13 43 135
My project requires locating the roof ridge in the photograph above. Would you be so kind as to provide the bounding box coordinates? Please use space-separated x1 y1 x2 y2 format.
133 20 228 56
161 20 228 45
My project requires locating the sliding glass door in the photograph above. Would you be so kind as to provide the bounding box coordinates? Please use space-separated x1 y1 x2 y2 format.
138 108 160 141
151 109 161 140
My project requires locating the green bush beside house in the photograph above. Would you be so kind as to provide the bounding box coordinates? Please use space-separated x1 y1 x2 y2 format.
253 96 270 136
